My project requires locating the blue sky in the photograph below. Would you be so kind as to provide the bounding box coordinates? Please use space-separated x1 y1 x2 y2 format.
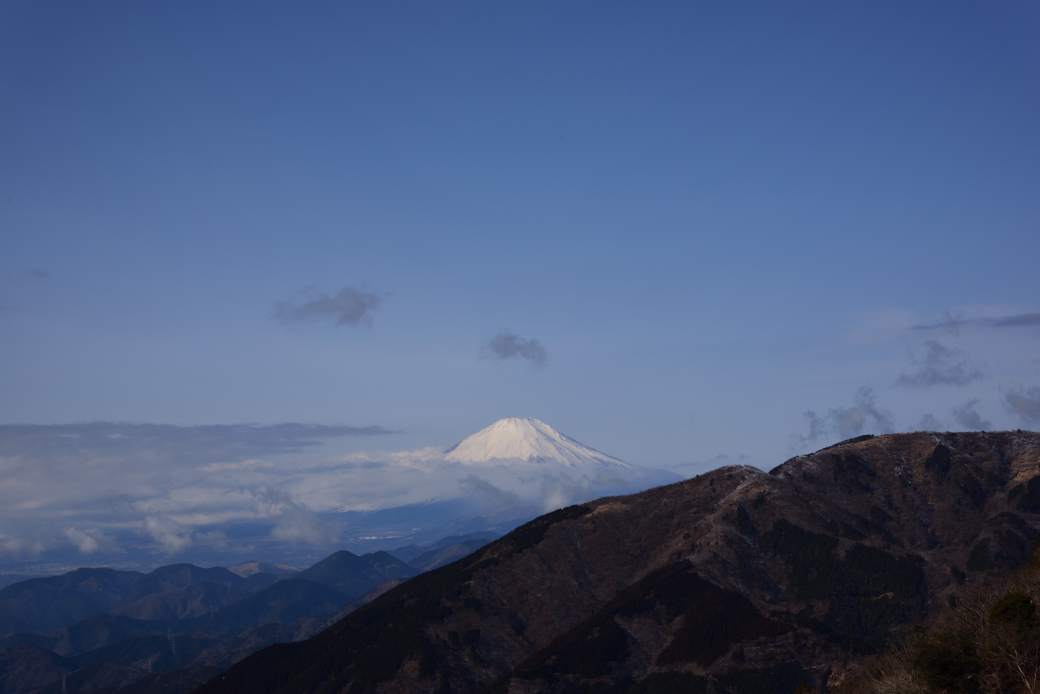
2 0 1039 479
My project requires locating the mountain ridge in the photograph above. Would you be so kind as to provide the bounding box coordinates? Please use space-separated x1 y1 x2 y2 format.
194 430 1040 694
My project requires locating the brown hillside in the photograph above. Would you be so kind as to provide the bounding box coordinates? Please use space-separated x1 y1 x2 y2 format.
195 430 1040 694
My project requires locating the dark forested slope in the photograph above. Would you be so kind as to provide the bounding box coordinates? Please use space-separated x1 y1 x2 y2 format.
195 430 1040 694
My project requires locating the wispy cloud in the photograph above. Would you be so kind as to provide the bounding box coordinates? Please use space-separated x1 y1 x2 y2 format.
0 535 46 557
1005 387 1040 426
540 474 592 512
918 413 943 431
274 286 383 327
0 421 672 562
915 310 1040 334
992 314 1040 327
481 329 549 366
21 267 50 280
667 452 754 478
458 475 519 508
64 527 118 554
253 486 338 546
144 516 194 553
0 422 391 466
0 421 393 557
799 387 895 446
895 340 985 388
951 399 991 431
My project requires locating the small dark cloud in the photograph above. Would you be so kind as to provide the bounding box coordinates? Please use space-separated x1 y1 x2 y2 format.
895 340 984 388
914 311 969 335
274 286 382 327
799 387 895 446
22 267 49 280
481 329 548 366
915 311 1040 334
951 400 991 431
992 313 1040 327
1005 387 1040 426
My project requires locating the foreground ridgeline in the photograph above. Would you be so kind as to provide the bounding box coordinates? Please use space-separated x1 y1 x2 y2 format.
194 431 1040 694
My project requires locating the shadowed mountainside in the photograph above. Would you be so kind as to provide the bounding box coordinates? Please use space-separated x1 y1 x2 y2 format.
294 552 418 599
0 536 491 693
194 430 1040 694
110 583 250 622
389 533 500 564
0 552 417 646
406 540 494 573
0 569 145 636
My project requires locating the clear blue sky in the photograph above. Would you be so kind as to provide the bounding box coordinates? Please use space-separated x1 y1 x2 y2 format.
3 1 1039 471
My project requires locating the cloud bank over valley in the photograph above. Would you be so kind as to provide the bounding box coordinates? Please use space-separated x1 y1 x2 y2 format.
0 420 673 572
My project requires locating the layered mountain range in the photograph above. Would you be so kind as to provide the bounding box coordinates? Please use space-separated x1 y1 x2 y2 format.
0 535 496 694
196 430 1040 694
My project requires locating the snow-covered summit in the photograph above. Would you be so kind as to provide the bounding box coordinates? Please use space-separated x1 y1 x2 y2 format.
444 417 633 468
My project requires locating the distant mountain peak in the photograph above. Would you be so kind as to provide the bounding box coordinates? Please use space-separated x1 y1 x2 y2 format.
444 418 632 468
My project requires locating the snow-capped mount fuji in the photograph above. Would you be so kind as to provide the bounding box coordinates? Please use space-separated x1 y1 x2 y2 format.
439 417 679 517
444 418 634 469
